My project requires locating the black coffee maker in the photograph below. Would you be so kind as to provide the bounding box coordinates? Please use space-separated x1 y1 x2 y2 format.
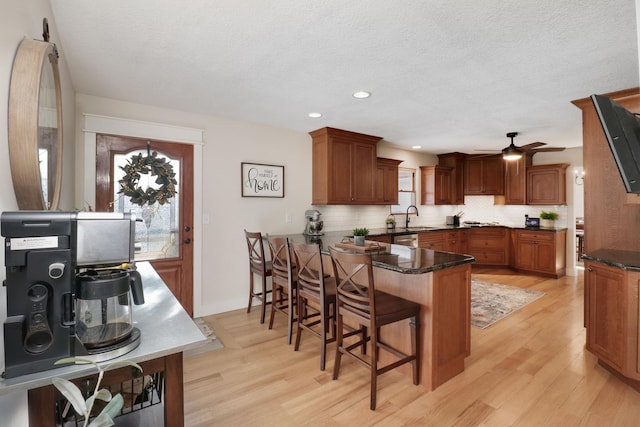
1 211 145 378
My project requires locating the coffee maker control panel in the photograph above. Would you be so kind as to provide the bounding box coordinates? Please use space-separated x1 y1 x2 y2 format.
24 284 54 354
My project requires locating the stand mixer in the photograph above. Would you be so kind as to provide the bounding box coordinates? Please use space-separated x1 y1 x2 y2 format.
303 209 324 236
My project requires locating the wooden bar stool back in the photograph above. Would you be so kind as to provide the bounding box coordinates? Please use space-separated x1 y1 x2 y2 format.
244 230 272 324
291 242 337 370
266 235 297 344
328 247 420 410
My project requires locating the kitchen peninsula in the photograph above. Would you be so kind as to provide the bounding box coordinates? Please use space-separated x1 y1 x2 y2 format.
280 231 475 390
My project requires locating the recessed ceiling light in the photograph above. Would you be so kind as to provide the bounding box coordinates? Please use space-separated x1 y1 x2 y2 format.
308 112 322 118
412 145 422 150
352 91 371 99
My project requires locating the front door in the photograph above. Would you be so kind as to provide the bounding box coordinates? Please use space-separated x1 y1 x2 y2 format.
95 134 194 316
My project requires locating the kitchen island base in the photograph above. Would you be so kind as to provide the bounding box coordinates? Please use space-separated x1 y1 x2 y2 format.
373 263 471 390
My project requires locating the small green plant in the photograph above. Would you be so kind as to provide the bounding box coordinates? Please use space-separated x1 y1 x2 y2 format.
540 211 559 220
352 227 369 236
385 216 396 225
53 357 143 427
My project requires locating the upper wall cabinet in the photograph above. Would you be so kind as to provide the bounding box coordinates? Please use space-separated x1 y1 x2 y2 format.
526 163 568 205
464 155 505 195
502 154 532 205
420 165 453 205
437 152 465 204
376 157 402 204
310 127 382 205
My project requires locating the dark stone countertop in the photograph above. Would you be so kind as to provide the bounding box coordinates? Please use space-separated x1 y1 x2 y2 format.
275 231 475 275
582 249 640 271
363 224 567 238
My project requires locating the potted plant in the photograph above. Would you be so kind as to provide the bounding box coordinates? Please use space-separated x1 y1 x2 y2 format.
352 227 369 246
385 216 396 230
540 211 559 228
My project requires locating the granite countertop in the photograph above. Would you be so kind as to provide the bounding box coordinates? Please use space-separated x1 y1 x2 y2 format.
364 224 567 238
0 261 207 395
277 232 475 274
582 249 640 271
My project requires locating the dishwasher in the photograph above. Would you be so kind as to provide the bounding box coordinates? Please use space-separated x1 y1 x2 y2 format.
393 234 418 247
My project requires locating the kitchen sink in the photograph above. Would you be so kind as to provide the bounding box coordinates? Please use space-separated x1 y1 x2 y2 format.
402 226 438 231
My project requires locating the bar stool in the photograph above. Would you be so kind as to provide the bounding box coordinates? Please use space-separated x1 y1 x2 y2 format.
244 230 272 324
292 242 337 371
329 247 420 410
266 235 297 344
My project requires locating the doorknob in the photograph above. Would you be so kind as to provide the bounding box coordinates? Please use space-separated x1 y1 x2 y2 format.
183 238 191 244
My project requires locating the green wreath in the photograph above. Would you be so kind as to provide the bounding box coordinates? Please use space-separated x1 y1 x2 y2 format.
118 151 177 206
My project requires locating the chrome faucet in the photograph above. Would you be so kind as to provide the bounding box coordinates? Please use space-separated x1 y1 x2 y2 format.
405 205 419 229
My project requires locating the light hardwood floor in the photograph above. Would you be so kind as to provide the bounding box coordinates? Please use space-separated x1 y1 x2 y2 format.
183 267 640 426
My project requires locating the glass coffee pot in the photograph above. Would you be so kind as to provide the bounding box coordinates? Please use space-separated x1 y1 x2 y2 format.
75 269 144 349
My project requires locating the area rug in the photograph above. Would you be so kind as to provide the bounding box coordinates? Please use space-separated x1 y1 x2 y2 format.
471 279 545 329
184 317 224 356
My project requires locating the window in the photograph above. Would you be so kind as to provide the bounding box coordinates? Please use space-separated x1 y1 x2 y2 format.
390 167 416 214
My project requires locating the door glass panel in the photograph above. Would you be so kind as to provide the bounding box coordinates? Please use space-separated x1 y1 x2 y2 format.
113 150 180 261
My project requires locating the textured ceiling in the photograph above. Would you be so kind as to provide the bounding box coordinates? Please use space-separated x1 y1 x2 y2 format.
49 0 639 153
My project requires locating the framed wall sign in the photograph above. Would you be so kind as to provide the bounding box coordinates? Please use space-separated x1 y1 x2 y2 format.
241 162 285 198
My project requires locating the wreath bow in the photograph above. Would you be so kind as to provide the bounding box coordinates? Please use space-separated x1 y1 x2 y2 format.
118 151 177 207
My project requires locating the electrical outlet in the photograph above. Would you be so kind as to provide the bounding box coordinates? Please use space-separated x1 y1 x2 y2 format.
285 212 292 223
203 213 210 224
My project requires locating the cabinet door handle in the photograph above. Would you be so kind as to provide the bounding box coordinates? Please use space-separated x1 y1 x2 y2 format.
184 238 192 244
587 267 592 272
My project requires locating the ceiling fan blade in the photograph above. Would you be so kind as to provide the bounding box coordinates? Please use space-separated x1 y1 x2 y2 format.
519 142 546 150
530 147 566 153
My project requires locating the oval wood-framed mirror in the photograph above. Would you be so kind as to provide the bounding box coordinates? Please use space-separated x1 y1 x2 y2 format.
8 37 63 210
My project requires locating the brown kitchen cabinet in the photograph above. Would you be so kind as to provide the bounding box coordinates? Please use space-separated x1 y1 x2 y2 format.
310 127 382 205
418 230 447 251
526 163 568 205
513 229 566 278
444 229 467 253
501 154 532 205
376 157 402 205
466 227 508 265
464 155 504 195
584 261 640 380
367 235 392 244
438 153 466 204
420 166 453 205
456 229 468 254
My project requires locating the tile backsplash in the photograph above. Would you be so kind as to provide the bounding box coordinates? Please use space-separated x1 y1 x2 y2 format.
316 195 568 232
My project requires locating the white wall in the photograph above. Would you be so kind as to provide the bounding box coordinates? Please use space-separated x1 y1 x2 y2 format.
75 94 315 316
0 1 76 422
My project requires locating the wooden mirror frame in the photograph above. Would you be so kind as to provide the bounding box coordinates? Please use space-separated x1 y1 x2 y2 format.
8 38 63 210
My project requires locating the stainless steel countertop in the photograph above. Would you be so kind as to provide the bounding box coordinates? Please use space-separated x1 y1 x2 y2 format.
0 262 207 395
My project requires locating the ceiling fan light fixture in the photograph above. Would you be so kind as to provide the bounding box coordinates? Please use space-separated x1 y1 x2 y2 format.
502 144 523 160
502 131 523 160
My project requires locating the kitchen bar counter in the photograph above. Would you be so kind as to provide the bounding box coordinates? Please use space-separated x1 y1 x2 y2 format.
278 231 474 274
276 231 474 391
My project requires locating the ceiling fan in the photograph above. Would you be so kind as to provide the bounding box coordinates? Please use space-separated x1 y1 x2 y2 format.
476 132 566 161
